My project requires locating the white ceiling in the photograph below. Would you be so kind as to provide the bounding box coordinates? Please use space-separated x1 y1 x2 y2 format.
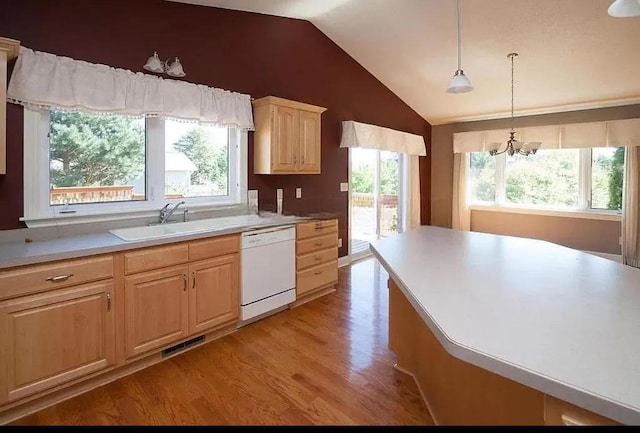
170 0 640 125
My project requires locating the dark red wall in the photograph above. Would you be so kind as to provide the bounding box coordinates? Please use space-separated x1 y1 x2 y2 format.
0 0 431 256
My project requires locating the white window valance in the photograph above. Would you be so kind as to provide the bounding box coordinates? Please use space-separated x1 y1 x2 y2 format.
7 47 254 130
339 120 426 156
453 118 640 153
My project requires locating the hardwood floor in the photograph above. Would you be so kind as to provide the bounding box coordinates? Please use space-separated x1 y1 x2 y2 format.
11 258 433 426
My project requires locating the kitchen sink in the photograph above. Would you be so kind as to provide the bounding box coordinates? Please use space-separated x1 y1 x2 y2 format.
108 213 298 242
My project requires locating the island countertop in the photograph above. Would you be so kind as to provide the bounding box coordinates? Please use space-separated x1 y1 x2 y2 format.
370 226 640 425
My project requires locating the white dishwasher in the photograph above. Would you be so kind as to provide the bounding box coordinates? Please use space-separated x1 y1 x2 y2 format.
240 225 296 323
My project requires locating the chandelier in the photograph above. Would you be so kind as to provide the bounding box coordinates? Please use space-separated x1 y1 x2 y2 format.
489 53 540 157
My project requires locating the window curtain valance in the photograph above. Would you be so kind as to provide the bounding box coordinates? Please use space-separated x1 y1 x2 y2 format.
453 118 640 154
339 121 426 156
7 47 254 130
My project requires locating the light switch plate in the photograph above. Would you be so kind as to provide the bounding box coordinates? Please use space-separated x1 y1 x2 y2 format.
276 188 283 199
296 188 302 199
340 182 349 192
338 238 343 248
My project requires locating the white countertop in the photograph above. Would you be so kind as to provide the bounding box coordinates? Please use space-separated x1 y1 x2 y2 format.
370 226 640 425
0 213 305 270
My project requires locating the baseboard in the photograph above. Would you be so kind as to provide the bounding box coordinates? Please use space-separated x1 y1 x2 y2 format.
289 284 336 308
393 363 440 426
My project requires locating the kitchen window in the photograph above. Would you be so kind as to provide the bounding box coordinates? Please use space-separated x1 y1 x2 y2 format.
469 147 624 214
23 108 247 226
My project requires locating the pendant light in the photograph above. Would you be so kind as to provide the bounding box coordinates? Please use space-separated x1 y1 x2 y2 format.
608 0 640 17
446 0 473 93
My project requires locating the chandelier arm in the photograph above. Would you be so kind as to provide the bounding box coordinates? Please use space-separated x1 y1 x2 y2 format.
490 146 509 156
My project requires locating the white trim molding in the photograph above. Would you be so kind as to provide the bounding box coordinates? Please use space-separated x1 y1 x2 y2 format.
470 204 622 222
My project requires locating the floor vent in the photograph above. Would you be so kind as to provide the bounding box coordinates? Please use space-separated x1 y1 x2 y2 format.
162 335 205 358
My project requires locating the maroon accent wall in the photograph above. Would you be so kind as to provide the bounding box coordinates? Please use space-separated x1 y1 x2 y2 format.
0 0 431 256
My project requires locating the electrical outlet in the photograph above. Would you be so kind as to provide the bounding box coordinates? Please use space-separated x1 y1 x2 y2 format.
296 188 302 199
338 238 343 248
340 182 349 192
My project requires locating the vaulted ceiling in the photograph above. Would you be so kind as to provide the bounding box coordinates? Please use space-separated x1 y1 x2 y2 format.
169 0 640 125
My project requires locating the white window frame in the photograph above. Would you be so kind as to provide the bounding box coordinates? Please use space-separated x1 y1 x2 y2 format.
467 148 622 220
23 109 248 227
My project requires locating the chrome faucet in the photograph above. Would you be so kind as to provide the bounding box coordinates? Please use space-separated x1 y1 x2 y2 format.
159 201 185 224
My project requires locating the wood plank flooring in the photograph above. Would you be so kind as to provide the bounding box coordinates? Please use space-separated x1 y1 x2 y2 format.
11 258 433 426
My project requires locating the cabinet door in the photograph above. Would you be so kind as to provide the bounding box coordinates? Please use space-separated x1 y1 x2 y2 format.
0 281 115 403
272 105 299 173
189 254 239 335
298 110 321 173
124 266 189 359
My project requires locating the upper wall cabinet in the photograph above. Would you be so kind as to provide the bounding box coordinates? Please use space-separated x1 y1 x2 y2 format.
252 96 327 174
0 37 20 175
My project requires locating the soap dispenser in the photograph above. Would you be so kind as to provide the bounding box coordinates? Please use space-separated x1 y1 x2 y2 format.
277 189 283 214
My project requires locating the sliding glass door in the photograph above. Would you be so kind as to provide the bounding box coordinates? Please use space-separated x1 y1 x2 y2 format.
350 148 403 259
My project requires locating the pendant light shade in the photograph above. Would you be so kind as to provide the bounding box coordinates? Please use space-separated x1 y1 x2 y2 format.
447 70 473 93
608 0 640 17
446 0 473 93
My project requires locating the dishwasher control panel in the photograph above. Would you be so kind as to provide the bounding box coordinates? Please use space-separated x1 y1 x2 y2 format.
241 225 295 248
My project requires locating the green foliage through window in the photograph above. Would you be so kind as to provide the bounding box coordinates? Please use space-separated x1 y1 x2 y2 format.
49 110 145 188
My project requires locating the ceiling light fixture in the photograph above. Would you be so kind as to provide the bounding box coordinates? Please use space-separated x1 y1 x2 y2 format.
143 51 186 78
489 53 541 157
608 0 640 17
446 0 472 93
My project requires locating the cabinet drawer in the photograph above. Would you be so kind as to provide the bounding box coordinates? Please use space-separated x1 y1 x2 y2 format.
297 219 338 240
296 261 338 296
189 234 240 262
0 255 113 301
297 247 338 271
124 243 189 275
297 232 338 255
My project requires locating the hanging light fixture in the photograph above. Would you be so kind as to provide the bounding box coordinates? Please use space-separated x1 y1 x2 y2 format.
489 53 541 157
446 0 473 93
143 51 186 78
608 0 640 17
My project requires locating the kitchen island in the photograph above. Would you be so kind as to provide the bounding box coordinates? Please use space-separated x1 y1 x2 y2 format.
370 226 640 425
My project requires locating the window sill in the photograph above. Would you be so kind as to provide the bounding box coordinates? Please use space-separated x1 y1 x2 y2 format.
468 204 621 222
21 202 248 229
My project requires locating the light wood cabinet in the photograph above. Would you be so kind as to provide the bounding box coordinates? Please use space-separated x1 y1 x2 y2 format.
295 219 339 300
252 96 326 174
0 37 20 176
123 236 240 359
544 395 619 426
124 265 190 358
189 254 239 335
0 281 115 403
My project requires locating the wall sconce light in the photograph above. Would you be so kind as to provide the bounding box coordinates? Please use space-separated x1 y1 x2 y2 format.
143 51 186 78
